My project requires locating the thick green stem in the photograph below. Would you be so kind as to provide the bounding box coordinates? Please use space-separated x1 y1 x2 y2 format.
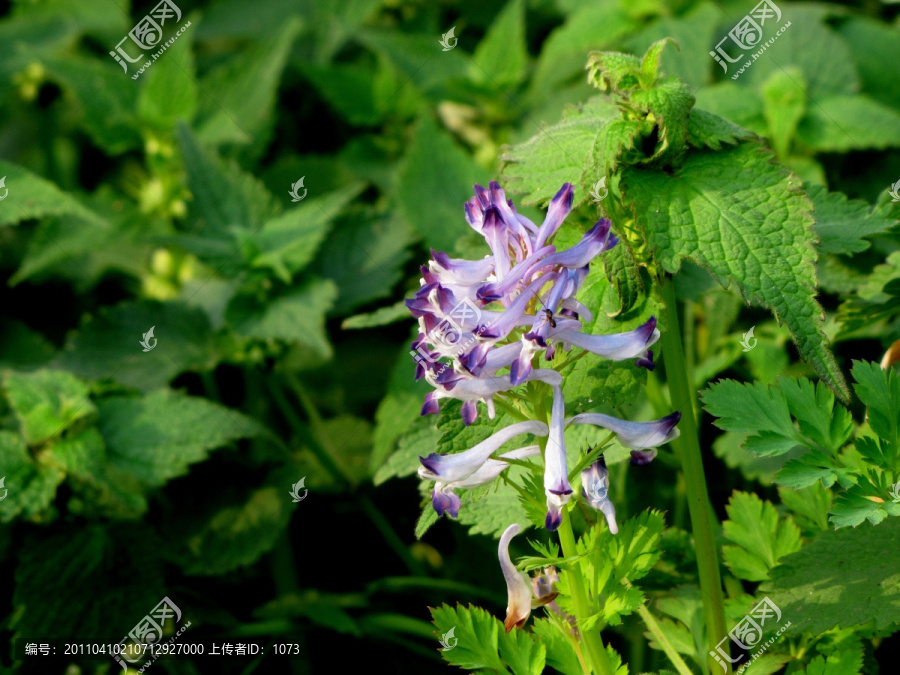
658 275 729 675
557 514 614 675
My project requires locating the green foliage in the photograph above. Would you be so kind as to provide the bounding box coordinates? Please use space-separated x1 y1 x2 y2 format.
722 492 801 582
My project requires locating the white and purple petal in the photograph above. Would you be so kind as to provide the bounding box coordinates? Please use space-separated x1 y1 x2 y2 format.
553 317 660 361
567 411 681 452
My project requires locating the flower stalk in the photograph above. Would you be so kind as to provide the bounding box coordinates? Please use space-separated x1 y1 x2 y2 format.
658 275 729 675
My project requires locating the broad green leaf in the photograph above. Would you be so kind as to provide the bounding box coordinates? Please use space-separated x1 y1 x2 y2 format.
97 389 270 487
850 360 900 449
457 469 532 539
43 55 141 154
687 108 755 151
625 143 848 399
357 29 470 95
177 123 278 243
808 185 898 255
250 183 364 282
171 486 294 575
775 450 843 489
373 424 440 485
396 115 490 252
429 604 506 672
838 17 900 110
761 68 806 158
587 117 647 186
138 16 197 129
310 209 414 315
722 492 801 582
630 76 695 165
499 624 546 675
775 378 853 453
227 278 338 358
0 430 63 523
778 483 831 534
12 525 166 640
0 320 55 370
501 97 619 208
742 7 858 99
796 95 900 152
829 483 900 529
763 517 900 633
472 0 527 89
0 159 106 228
51 300 218 392
3 369 95 444
195 18 301 145
701 379 797 440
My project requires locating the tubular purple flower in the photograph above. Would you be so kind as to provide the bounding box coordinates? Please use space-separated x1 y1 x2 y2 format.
581 455 618 534
534 183 574 249
476 245 555 304
544 385 572 531
418 420 549 483
499 523 533 632
482 209 511 280
538 219 619 269
430 250 495 286
567 411 681 464
553 316 660 362
489 181 534 256
479 274 557 341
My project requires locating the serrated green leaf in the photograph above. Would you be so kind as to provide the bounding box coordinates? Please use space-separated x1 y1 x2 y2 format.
499 624 546 675
457 470 532 539
472 0 527 89
3 369 95 444
138 16 197 129
12 525 166 640
809 185 898 255
173 486 293 575
0 430 63 523
586 117 647 185
501 97 619 208
226 278 337 357
775 378 853 452
630 78 695 165
625 143 848 399
775 449 843 489
850 360 900 449
796 95 900 152
415 504 440 540
531 618 582 675
195 18 300 146
251 183 364 281
373 424 441 485
763 517 900 633
778 483 831 534
51 300 217 392
429 604 506 672
0 159 106 228
701 379 797 440
800 648 863 675
687 108 755 151
396 115 490 253
829 484 900 529
722 492 801 581
761 68 806 158
97 389 270 487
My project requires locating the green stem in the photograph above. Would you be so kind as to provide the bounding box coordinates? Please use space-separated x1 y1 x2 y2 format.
626 582 693 675
658 275 729 675
557 513 614 675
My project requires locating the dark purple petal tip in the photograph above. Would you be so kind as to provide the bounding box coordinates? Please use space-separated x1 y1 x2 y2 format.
419 453 443 474
421 393 440 416
545 509 563 531
432 487 461 518
635 349 655 371
461 400 478 426
629 449 658 466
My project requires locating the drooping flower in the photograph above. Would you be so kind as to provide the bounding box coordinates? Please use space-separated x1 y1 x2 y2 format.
581 455 617 534
499 523 533 632
568 411 681 465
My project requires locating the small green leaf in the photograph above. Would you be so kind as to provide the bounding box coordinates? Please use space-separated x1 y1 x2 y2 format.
3 370 95 445
0 431 63 523
138 16 197 129
808 185 898 255
531 618 582 675
499 625 546 675
472 0 527 88
761 68 807 158
687 109 755 151
851 360 900 449
722 492 802 581
800 648 863 675
429 604 506 672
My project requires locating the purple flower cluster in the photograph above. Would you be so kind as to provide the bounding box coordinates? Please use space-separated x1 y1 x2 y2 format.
407 182 680 532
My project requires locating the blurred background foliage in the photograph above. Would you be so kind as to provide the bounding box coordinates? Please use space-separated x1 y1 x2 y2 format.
1 0 899 672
